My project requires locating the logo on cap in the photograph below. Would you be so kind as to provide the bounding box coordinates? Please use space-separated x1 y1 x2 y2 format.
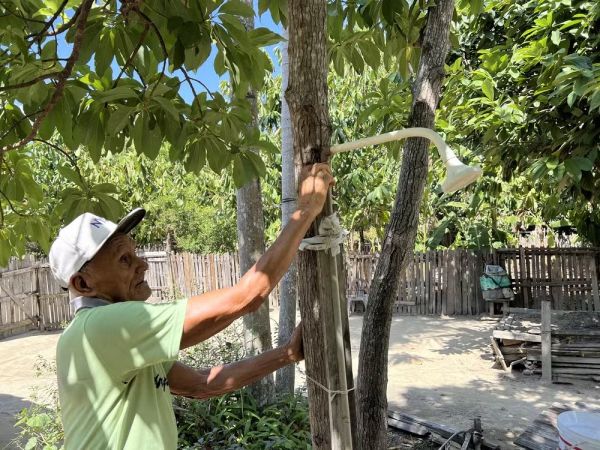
90 218 105 229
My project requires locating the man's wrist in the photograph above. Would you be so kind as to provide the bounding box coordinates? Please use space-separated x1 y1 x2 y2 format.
292 207 318 222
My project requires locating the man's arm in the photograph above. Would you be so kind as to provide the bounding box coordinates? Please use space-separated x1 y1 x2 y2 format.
169 324 304 399
180 163 333 349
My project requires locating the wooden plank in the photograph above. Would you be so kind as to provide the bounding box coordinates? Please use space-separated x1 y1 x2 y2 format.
552 329 600 336
492 329 542 342
387 417 429 437
519 246 530 308
541 300 552 382
418 253 424 315
387 410 500 450
453 250 460 315
490 336 509 371
591 257 600 312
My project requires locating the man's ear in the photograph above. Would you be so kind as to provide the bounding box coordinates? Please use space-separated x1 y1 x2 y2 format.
70 272 97 297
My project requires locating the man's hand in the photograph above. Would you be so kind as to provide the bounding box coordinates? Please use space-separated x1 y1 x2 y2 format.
285 322 304 363
297 163 335 218
169 323 305 399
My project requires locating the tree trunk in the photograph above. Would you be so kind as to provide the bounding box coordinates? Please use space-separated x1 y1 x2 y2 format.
236 0 274 405
275 27 298 396
287 2 356 448
355 1 455 448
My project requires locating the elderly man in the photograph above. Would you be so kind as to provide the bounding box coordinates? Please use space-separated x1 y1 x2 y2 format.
49 163 334 449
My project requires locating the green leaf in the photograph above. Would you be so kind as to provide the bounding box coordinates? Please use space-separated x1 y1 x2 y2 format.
258 0 269 15
184 34 212 70
171 39 185 70
29 219 50 252
550 30 561 46
25 436 37 450
184 140 207 173
152 97 180 122
481 78 494 101
564 158 582 181
232 153 254 187
220 0 254 17
41 40 57 60
107 106 134 135
58 165 84 187
132 112 162 159
589 90 600 112
249 28 283 46
95 31 114 75
358 40 380 69
95 192 124 219
243 150 266 177
77 108 105 162
206 137 231 173
569 156 593 171
93 86 138 103
381 0 403 25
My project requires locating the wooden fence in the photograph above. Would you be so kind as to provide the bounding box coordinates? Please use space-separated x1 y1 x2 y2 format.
1 247 599 338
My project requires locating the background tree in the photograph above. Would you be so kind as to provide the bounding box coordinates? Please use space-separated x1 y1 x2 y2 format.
275 27 299 395
354 1 456 448
0 0 281 266
234 0 274 405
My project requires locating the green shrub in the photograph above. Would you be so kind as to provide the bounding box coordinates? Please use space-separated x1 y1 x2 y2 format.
175 391 311 450
13 356 64 450
13 324 310 450
175 322 311 449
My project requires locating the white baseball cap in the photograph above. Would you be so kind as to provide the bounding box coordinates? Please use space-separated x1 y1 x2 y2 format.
49 208 146 288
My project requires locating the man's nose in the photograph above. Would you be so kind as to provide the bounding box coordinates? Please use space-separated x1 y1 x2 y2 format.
136 256 149 272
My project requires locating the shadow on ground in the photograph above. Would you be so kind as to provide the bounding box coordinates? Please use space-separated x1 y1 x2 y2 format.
0 394 35 449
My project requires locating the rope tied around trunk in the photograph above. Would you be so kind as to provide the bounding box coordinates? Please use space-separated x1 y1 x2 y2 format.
299 213 348 256
304 373 355 401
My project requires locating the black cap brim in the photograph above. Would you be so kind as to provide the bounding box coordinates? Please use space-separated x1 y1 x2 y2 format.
115 208 146 234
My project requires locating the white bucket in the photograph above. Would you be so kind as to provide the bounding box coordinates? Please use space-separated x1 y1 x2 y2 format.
557 411 600 450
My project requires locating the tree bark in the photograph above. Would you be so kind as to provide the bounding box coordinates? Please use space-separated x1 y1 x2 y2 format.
236 0 274 405
287 2 356 448
275 27 298 396
355 1 455 448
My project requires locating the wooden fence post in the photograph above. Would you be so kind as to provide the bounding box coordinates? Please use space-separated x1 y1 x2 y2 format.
541 299 552 382
590 256 600 312
518 246 530 308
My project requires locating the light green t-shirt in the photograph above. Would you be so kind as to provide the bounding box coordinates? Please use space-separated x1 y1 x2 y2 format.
56 298 188 450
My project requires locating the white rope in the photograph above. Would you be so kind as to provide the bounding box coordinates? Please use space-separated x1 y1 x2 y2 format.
305 373 355 400
299 213 348 256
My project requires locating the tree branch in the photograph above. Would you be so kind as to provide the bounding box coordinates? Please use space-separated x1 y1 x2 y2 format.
0 71 61 92
180 68 198 99
47 6 81 36
0 0 94 155
0 5 47 24
33 138 90 191
186 73 216 99
113 24 149 88
136 10 167 96
0 109 43 142
25 0 68 40
0 189 29 217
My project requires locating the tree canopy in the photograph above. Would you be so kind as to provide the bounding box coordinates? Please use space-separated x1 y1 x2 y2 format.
1 0 599 267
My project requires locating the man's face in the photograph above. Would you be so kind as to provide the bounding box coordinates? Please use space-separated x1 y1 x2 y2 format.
75 233 152 302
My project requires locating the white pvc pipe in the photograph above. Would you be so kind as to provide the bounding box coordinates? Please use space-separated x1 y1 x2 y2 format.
330 127 459 164
330 127 482 193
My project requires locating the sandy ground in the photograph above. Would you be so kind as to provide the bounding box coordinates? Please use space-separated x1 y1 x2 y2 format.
1 314 599 449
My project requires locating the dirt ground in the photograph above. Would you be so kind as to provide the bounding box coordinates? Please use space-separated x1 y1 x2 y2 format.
2 315 599 449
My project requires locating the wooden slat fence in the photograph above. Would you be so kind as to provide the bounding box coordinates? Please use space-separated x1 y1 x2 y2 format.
1 247 599 338
495 247 600 311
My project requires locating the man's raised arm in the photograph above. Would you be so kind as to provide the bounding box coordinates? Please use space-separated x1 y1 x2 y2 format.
180 163 334 349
